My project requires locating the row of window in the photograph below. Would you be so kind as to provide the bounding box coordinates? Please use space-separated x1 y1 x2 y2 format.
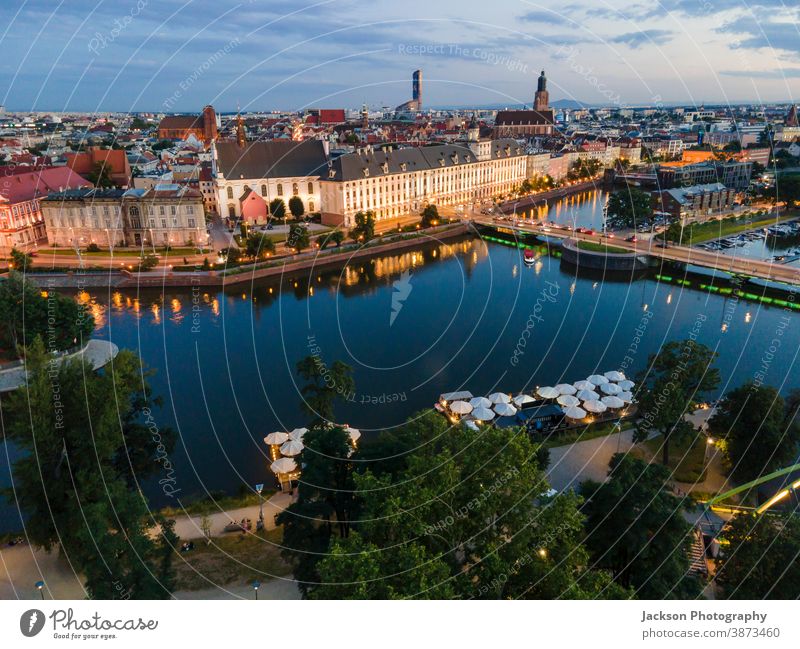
225 181 315 200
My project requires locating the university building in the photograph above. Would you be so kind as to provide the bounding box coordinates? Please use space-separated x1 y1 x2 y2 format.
41 184 206 248
319 139 527 227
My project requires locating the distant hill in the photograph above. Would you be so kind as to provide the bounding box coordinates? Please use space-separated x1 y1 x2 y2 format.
550 98 589 110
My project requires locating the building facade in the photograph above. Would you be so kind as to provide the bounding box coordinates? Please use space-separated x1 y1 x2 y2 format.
319 140 527 227
654 182 738 223
157 105 218 146
41 184 206 248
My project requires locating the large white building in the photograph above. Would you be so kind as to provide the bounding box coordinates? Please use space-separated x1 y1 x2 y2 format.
319 139 527 227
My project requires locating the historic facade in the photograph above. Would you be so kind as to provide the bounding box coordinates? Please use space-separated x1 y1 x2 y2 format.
492 70 555 138
41 184 206 248
157 105 218 146
319 140 527 227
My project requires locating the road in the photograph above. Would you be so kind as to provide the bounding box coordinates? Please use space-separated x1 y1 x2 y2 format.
473 215 800 285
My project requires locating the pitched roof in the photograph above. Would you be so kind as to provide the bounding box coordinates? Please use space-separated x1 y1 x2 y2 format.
0 167 92 204
158 115 206 131
215 139 328 179
494 109 555 126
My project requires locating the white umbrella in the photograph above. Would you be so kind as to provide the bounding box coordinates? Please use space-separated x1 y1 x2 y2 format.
601 395 625 409
618 391 634 403
288 427 307 441
345 427 361 442
557 394 580 407
512 394 536 407
577 389 600 401
270 457 297 474
472 406 495 421
555 383 577 395
450 400 473 415
280 440 304 456
470 396 492 409
604 370 626 382
573 380 594 391
563 405 587 420
494 402 518 417
587 374 609 386
488 392 511 404
583 399 608 414
264 432 288 446
618 379 635 391
600 382 622 395
536 386 559 399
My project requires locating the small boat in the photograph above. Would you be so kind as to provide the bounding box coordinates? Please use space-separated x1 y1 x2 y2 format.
523 249 536 266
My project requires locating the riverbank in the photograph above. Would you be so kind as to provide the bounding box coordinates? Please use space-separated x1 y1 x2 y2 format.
498 179 602 214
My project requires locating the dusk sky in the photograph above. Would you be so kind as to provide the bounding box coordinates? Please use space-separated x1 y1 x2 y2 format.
1 0 798 112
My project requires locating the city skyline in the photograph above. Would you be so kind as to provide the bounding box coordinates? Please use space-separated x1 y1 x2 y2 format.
1 0 798 113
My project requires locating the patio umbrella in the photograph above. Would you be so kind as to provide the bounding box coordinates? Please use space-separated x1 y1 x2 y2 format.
573 380 594 391
494 402 518 417
280 440 304 456
604 370 626 382
288 427 307 441
264 432 288 446
600 382 622 395
512 394 536 407
270 457 297 474
555 383 577 395
618 379 635 391
472 406 495 421
618 391 634 403
450 400 473 415
488 392 511 404
536 386 559 399
601 395 625 409
583 399 608 414
587 374 610 386
557 394 580 407
563 406 587 420
577 389 600 401
470 396 492 409
345 427 361 443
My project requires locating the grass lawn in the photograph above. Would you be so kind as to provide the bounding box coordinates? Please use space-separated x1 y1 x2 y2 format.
44 247 210 257
173 527 292 591
158 491 272 518
637 434 708 483
545 420 626 449
665 212 797 245
576 240 631 255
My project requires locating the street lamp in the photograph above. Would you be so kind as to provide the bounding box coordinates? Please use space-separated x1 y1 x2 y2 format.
35 580 45 600
255 483 264 530
252 580 260 600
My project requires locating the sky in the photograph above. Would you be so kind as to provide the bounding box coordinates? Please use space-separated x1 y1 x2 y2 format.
0 0 798 113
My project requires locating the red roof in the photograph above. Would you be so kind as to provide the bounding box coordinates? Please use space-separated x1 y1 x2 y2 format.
318 109 345 124
0 167 92 204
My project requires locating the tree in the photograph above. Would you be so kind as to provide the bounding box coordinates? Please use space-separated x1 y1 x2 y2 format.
581 454 701 598
288 223 310 252
634 340 720 466
320 229 344 249
349 210 376 243
312 411 627 599
606 188 653 229
269 198 287 220
245 232 276 260
288 195 305 218
708 383 800 483
200 515 212 543
295 354 354 425
2 339 177 598
137 253 159 271
0 272 94 354
87 161 114 188
715 513 800 599
421 204 439 228
776 174 800 208
9 247 33 271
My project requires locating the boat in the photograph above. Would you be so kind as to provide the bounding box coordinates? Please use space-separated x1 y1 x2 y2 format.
523 249 537 266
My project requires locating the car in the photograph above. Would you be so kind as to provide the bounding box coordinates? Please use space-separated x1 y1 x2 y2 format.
266 223 274 230
656 241 669 248
625 235 637 242
605 233 615 238
585 229 595 235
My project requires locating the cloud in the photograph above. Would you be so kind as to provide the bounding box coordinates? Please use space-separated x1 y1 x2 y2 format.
518 10 572 25
611 29 674 49
720 68 800 79
719 16 800 56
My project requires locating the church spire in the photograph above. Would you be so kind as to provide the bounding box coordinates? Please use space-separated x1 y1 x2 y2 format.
235 105 246 147
534 70 549 112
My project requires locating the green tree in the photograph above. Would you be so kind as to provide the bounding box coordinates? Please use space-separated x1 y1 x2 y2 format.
421 204 440 228
245 232 276 260
2 339 177 598
715 513 800 599
349 210 376 242
295 354 354 425
0 272 94 354
607 188 653 229
87 160 114 188
776 174 800 208
9 247 33 271
708 383 800 483
320 229 344 249
269 198 287 220
634 340 720 465
288 223 310 252
581 454 701 598
288 195 305 218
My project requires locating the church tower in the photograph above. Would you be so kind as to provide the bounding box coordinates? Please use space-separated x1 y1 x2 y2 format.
236 113 246 147
534 70 549 112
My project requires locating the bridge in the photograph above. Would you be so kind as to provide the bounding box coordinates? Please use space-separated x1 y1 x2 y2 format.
471 216 800 287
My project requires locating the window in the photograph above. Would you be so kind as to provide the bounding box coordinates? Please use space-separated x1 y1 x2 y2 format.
228 204 236 218
293 183 299 196
159 205 165 215
308 201 315 212
161 219 167 229
170 206 176 215
277 183 283 196
130 206 139 217
261 184 267 196
227 186 233 199
149 218 155 227
186 205 194 215
307 182 313 194
188 218 195 228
